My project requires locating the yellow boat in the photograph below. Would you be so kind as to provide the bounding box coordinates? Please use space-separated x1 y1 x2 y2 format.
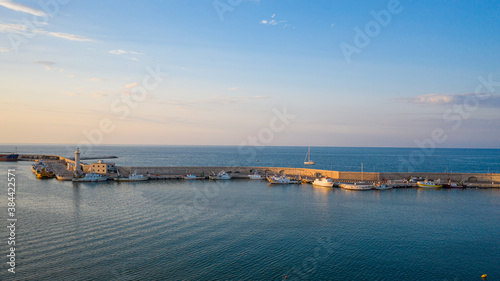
35 168 55 179
417 179 442 188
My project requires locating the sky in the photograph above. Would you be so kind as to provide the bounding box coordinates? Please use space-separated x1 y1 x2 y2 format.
1 0 499 148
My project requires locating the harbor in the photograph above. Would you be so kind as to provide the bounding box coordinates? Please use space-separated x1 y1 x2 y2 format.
23 151 500 188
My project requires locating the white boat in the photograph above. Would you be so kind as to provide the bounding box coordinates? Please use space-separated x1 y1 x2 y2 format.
266 174 299 184
304 147 315 165
73 173 108 182
312 177 334 187
56 175 73 181
183 174 204 180
417 179 442 188
248 172 263 180
342 182 374 190
209 171 232 180
375 182 392 190
115 171 148 181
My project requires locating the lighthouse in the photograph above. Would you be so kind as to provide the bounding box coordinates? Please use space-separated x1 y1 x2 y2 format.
75 147 81 173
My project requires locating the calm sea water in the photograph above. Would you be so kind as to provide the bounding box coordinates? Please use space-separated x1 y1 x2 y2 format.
1 144 499 173
0 146 499 280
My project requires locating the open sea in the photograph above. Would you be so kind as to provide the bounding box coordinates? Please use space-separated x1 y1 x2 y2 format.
0 145 499 280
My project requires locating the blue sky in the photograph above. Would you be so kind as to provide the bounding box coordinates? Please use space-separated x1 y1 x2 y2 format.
1 0 499 148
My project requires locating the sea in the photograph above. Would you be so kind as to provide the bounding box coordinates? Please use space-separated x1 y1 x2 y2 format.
0 145 499 280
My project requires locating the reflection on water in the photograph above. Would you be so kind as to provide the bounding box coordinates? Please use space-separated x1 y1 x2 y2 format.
1 160 499 281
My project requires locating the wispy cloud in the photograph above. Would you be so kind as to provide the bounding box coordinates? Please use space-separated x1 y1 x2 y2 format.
259 14 294 29
0 0 47 17
125 82 138 88
90 77 105 82
0 23 92 42
34 60 56 70
0 46 10 52
47 32 92 42
161 95 270 112
109 49 144 55
0 23 28 34
396 93 500 107
228 87 240 91
109 49 144 61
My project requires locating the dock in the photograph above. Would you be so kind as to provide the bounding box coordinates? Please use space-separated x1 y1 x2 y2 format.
24 154 500 188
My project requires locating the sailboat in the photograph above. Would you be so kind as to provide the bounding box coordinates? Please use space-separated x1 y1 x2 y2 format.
304 147 315 165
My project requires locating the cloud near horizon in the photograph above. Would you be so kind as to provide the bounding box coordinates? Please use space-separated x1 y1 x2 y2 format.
396 93 500 107
0 0 47 17
0 23 92 42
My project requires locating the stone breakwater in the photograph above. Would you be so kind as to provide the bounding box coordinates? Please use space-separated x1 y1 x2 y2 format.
22 154 499 187
119 166 500 185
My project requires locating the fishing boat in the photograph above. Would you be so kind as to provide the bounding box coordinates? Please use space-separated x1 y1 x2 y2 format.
417 179 442 188
248 171 263 180
183 174 204 180
209 171 232 180
115 171 148 182
342 182 374 190
312 177 334 187
266 174 299 184
304 147 315 165
0 153 19 162
73 173 108 182
375 182 392 190
442 180 466 188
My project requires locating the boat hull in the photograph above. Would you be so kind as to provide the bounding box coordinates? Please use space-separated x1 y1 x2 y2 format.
0 154 19 162
312 179 334 187
248 174 263 180
266 176 298 184
417 182 442 188
73 178 108 182
342 183 374 190
115 177 148 182
56 175 73 181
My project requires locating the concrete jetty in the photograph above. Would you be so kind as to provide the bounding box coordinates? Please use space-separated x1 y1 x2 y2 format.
24 154 500 188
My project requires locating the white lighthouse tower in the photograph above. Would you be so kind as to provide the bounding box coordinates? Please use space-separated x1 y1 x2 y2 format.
75 147 81 173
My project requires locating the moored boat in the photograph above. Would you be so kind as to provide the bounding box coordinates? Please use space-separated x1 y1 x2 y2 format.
73 173 108 182
417 179 442 188
183 174 204 180
342 182 374 190
312 177 334 187
442 180 466 188
266 174 299 184
115 171 148 181
56 175 73 181
248 171 264 180
0 153 19 162
375 181 392 190
209 171 232 180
